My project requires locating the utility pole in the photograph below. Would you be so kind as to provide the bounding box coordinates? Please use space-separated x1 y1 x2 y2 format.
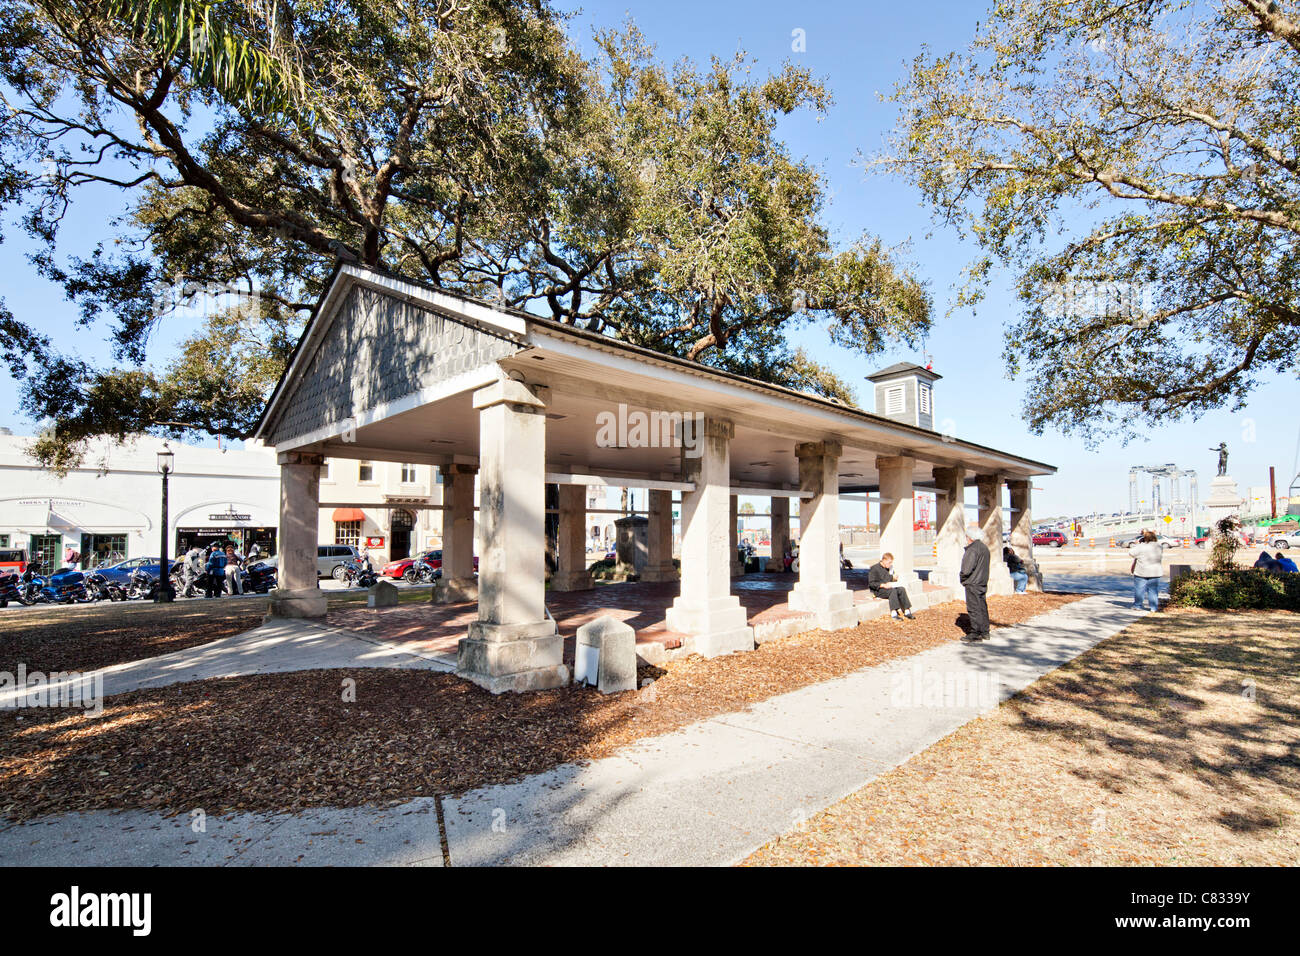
1270 466 1277 519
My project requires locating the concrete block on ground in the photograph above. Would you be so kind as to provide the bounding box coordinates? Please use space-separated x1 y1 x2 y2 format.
367 580 399 608
857 598 890 623
575 615 637 694
268 587 327 618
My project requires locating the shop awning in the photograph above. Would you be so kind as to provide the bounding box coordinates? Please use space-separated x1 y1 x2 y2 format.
332 507 366 522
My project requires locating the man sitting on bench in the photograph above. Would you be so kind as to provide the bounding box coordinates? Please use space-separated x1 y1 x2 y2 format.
867 552 914 620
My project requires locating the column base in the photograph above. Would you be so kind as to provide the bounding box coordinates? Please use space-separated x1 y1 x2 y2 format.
639 564 678 583
268 587 327 619
433 577 478 605
456 620 569 694
987 564 1015 596
665 596 754 657
549 569 594 592
788 584 858 631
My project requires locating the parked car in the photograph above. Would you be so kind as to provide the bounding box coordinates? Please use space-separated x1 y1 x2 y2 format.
0 547 28 574
1193 530 1251 549
263 545 364 580
381 549 479 581
1117 533 1181 549
1268 529 1299 550
1032 530 1069 547
95 556 168 587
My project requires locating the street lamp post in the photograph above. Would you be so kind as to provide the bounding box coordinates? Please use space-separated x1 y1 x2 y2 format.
155 444 175 603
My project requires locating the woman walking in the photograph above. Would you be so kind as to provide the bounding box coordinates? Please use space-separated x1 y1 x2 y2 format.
1128 530 1163 611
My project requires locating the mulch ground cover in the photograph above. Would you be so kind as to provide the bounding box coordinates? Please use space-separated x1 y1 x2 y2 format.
0 592 1080 820
743 607 1300 866
0 600 270 673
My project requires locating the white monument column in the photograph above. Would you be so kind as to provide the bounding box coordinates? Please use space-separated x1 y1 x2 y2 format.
665 418 754 657
768 495 790 573
730 495 742 575
550 483 594 591
976 473 1014 595
1007 478 1041 591
456 374 568 693
435 463 478 604
931 465 967 588
642 488 677 582
270 451 327 618
877 454 918 585
788 441 856 630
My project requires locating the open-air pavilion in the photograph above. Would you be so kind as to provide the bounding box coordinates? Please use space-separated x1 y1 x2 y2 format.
253 262 1056 693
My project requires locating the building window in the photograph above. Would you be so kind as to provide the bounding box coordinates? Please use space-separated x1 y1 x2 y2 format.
918 383 932 415
358 461 374 483
884 385 905 415
320 461 331 481
401 464 417 484
335 520 362 548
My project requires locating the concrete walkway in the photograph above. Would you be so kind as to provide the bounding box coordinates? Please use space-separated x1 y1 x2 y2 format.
0 617 452 708
0 595 1146 866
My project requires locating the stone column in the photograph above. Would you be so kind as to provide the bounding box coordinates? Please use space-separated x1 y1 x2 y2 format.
1007 478 1041 591
877 454 918 585
642 489 677 582
729 495 742 575
456 375 567 693
767 495 790 573
976 473 1014 595
930 465 967 588
435 463 478 604
550 483 593 591
789 441 856 630
665 419 754 657
270 451 327 618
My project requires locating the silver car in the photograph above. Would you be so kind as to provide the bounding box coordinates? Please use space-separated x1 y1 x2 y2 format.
261 545 364 580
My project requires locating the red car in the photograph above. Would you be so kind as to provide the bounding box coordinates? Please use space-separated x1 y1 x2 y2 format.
1032 530 1069 548
380 550 477 580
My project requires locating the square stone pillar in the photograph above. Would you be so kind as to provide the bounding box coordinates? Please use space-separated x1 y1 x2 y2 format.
665 419 754 657
457 375 568 693
730 495 742 575
767 495 790 572
550 483 593 591
434 463 478 604
976 473 1014 595
270 451 327 618
789 442 856 630
877 454 918 585
1007 478 1041 591
642 489 677 582
930 465 967 588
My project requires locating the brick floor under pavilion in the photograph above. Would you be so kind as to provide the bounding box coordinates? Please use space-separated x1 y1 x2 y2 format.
326 569 951 668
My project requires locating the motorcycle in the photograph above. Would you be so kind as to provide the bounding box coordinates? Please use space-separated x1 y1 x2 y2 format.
85 571 127 602
341 560 377 589
18 564 48 604
40 567 90 604
126 567 159 601
243 561 278 593
0 569 23 608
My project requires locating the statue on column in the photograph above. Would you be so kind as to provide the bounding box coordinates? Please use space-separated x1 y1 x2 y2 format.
1209 442 1228 477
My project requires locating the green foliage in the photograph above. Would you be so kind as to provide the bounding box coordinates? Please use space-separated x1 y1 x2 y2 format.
1169 568 1300 610
882 0 1300 443
1 4 929 467
1208 515 1244 571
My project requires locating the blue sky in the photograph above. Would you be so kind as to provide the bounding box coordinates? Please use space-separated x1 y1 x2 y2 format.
1 0 1297 518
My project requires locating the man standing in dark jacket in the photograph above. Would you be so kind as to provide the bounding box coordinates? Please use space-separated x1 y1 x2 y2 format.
960 534 991 642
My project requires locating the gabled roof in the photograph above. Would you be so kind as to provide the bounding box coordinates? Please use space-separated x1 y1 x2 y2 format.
866 362 942 383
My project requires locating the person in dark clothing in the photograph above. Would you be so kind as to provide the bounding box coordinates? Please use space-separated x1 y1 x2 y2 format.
1275 552 1298 573
205 548 227 598
1002 546 1028 593
1253 550 1281 572
960 534 991 642
867 552 914 619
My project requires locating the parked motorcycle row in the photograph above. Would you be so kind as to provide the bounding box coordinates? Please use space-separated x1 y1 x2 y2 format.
0 559 279 608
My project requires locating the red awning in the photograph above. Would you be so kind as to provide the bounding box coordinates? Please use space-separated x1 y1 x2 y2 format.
332 508 366 522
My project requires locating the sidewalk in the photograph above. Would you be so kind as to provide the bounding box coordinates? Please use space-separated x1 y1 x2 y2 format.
0 595 1146 866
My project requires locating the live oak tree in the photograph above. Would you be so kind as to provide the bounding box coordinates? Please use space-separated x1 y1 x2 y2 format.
0 1 930 468
882 0 1300 442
